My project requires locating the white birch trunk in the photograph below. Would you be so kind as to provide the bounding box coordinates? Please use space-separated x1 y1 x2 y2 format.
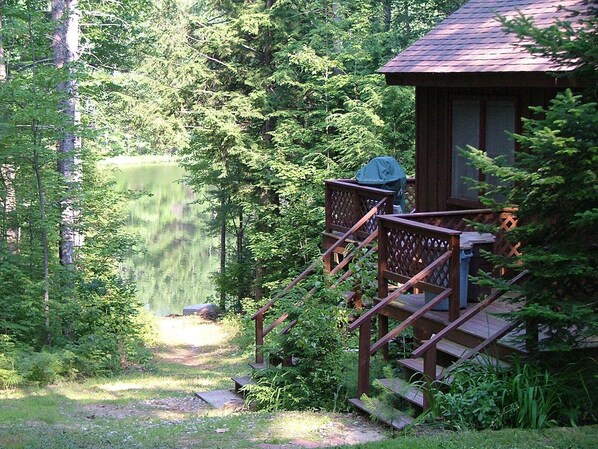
52 0 82 267
0 5 18 250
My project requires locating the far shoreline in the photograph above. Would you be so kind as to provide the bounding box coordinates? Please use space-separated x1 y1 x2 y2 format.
98 154 180 166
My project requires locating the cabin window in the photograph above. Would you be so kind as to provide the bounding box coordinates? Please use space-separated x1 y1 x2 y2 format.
451 99 516 203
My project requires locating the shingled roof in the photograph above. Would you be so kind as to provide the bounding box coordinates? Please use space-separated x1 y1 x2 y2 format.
380 0 587 78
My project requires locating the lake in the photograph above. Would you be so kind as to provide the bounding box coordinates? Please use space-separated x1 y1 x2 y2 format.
112 160 218 316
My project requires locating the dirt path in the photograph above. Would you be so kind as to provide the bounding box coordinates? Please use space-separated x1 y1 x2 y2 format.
79 316 388 448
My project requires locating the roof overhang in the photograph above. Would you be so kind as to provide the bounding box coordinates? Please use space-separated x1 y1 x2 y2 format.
383 71 583 88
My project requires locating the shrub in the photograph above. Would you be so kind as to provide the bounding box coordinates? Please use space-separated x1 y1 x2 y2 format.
17 350 78 385
428 358 596 430
244 277 359 411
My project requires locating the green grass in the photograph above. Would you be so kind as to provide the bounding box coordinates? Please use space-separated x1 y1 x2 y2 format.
334 426 598 449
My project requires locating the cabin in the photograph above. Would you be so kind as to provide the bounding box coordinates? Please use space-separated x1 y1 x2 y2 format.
241 0 591 429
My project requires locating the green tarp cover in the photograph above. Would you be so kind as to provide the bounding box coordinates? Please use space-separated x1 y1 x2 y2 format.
355 156 407 211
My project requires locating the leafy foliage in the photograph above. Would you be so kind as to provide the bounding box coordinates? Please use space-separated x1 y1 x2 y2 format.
0 0 153 386
428 358 597 430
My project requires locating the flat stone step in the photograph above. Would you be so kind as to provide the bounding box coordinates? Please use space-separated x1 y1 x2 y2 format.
377 378 424 408
348 398 414 430
195 389 244 410
436 339 511 369
232 376 255 393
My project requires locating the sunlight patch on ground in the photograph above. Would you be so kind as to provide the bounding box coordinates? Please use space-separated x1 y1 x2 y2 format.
158 317 233 348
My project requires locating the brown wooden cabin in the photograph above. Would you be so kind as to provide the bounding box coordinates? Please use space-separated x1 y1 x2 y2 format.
244 0 591 428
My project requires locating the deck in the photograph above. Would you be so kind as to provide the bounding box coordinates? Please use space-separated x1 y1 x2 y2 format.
385 293 526 354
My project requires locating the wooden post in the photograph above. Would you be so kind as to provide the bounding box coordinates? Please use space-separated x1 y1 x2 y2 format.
378 219 389 300
422 347 437 410
324 181 332 233
255 313 264 364
448 234 461 322
378 314 389 360
352 190 360 239
357 317 372 397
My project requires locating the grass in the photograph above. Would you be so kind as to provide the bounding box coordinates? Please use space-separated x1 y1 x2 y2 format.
334 426 598 449
0 317 596 449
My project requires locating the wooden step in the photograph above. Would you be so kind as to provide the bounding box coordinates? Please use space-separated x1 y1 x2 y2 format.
398 358 445 380
231 376 255 393
348 398 414 430
436 339 470 358
249 362 268 370
377 378 424 408
436 339 511 369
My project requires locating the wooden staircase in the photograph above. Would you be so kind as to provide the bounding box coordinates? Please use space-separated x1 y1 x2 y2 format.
246 181 527 430
347 272 528 430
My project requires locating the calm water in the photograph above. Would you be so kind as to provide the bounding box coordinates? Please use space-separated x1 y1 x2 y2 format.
114 162 218 316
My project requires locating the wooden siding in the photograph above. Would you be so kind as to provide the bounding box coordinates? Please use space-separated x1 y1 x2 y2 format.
415 85 561 212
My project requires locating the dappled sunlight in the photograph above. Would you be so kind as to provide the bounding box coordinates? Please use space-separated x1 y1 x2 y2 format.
99 376 219 392
259 412 386 447
158 317 233 348
0 389 26 400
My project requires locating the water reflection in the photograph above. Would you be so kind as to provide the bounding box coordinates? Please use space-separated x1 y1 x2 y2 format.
114 162 218 316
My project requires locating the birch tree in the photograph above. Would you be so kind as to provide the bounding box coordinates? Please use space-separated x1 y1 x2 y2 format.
52 0 82 268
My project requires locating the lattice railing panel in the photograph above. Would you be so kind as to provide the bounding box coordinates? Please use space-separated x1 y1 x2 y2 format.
401 209 521 260
329 189 354 229
404 179 416 212
385 227 451 288
326 180 394 237
495 212 520 258
358 196 385 235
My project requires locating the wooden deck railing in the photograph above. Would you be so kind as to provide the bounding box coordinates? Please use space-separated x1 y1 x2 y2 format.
252 198 387 365
349 216 462 396
378 216 463 321
400 209 520 259
324 178 416 240
349 209 520 399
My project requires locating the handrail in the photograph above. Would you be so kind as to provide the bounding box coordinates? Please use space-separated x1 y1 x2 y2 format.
328 229 378 277
251 198 387 320
348 250 453 332
262 232 378 338
325 179 396 196
444 321 521 379
369 289 452 355
413 270 529 358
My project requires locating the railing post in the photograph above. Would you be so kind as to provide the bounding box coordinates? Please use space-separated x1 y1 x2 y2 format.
357 317 372 397
378 314 389 360
422 347 437 410
255 313 264 364
325 181 332 234
448 234 461 322
352 190 361 240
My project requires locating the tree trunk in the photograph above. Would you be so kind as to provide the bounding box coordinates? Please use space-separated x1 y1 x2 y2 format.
236 206 245 312
52 0 82 268
0 4 5 81
382 0 392 32
1 5 19 252
219 190 227 311
33 142 52 346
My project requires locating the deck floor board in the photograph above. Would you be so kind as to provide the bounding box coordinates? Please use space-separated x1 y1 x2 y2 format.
387 294 525 350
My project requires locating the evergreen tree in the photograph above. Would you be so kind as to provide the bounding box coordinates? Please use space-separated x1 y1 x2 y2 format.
467 5 598 351
178 0 465 310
